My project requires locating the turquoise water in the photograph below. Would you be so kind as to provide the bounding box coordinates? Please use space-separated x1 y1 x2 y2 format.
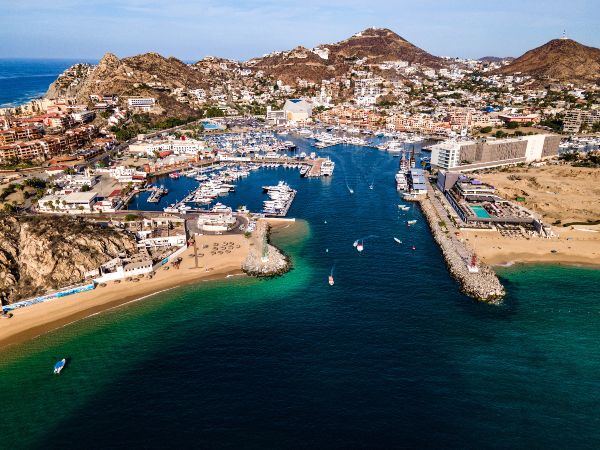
471 204 492 218
1 140 600 449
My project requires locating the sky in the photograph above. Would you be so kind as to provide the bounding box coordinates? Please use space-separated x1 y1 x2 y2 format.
1 0 599 61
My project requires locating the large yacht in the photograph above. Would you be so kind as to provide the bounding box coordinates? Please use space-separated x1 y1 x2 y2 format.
320 159 335 176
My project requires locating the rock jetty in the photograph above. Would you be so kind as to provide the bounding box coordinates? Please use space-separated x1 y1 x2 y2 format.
418 196 505 304
242 221 290 277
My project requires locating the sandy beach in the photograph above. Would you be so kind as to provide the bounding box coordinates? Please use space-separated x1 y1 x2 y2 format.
462 226 600 267
0 233 252 350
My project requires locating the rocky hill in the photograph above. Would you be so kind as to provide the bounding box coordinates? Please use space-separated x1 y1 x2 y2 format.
496 38 600 84
0 215 137 304
247 27 444 85
46 52 208 118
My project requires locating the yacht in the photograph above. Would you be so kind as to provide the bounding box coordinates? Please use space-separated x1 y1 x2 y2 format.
320 159 335 176
395 172 408 191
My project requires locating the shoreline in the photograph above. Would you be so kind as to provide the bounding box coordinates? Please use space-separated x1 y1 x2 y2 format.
0 233 251 351
0 219 297 352
0 269 244 351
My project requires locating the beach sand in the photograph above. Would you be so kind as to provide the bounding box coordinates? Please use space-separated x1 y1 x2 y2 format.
475 165 600 224
462 225 600 267
0 233 252 350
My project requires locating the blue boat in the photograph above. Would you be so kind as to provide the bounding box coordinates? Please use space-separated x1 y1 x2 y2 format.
53 359 66 374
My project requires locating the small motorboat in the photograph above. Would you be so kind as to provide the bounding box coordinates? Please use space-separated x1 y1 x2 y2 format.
407 220 417 225
53 359 66 375
353 240 358 247
328 275 334 286
357 241 364 252
393 237 402 244
412 245 416 251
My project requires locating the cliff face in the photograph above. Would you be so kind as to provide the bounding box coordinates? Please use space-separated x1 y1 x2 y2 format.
0 215 137 304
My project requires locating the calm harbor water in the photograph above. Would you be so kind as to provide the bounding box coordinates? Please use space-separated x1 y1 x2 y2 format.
2 140 600 449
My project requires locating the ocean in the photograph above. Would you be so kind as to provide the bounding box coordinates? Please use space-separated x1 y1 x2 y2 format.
1 137 600 449
0 59 95 107
0 141 600 449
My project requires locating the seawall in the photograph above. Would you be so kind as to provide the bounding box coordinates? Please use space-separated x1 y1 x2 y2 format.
417 194 505 304
242 220 291 277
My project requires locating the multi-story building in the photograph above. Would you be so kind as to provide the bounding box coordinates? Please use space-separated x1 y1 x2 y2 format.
71 110 96 123
430 135 560 171
127 97 156 111
562 109 600 133
0 126 43 145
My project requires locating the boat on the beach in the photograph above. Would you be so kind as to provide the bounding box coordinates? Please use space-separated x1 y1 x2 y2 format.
53 359 66 374
394 237 402 244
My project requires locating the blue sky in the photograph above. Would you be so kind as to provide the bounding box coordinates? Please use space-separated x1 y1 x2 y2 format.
1 0 598 61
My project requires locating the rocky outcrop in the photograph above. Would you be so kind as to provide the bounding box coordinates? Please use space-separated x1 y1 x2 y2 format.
418 197 505 303
0 215 137 304
242 221 290 277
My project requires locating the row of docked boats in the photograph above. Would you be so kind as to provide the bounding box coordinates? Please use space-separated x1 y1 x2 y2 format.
203 131 296 157
147 185 168 203
262 181 297 216
312 132 371 148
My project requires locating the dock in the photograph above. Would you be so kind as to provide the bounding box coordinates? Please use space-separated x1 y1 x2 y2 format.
304 158 328 177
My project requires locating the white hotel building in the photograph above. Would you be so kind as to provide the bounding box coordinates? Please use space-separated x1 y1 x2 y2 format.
127 97 156 111
127 138 205 157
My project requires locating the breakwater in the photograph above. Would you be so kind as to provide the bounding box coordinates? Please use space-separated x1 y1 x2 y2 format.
242 220 291 277
418 194 505 303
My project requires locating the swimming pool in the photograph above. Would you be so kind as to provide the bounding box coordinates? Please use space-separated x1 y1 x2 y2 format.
202 121 219 130
470 205 491 219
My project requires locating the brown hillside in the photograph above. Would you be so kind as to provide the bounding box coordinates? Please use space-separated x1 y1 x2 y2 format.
496 38 600 84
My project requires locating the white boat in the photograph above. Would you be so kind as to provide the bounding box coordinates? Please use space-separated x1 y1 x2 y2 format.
53 359 66 374
407 220 417 225
357 241 364 252
393 237 402 244
320 159 335 176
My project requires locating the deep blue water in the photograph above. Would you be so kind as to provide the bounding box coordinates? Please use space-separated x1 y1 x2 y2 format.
1 139 600 449
0 59 95 107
